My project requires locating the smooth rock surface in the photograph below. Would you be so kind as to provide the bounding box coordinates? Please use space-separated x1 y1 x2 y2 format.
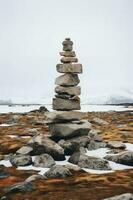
53 98 80 111
45 165 72 178
56 63 82 73
55 85 81 96
60 57 78 63
34 154 55 168
104 151 133 166
49 121 91 139
55 73 80 87
59 51 76 57
68 152 111 170
45 111 85 122
25 174 44 182
10 154 32 167
28 135 65 161
103 193 133 200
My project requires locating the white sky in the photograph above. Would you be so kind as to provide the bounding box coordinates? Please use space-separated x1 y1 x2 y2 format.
0 0 132 103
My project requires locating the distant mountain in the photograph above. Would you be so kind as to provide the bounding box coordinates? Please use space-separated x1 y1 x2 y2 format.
0 99 13 105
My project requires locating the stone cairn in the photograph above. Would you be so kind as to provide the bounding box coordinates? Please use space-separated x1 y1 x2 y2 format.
46 38 91 139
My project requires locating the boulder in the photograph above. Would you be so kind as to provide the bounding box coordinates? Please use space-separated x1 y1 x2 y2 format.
49 121 91 139
68 152 111 170
45 111 85 122
56 63 82 73
25 174 45 182
61 57 78 63
16 146 33 155
58 139 78 155
55 85 81 96
87 140 107 150
59 51 76 57
53 98 80 111
4 182 34 193
33 154 55 168
104 151 133 166
10 154 32 167
103 193 133 200
67 135 91 148
55 73 80 87
45 165 72 178
28 135 65 161
107 141 126 149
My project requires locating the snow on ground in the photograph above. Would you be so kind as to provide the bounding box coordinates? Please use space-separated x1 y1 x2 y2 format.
0 143 133 175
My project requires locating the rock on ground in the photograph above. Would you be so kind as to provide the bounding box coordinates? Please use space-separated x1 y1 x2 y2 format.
107 141 126 149
87 140 107 150
16 146 33 155
103 193 133 200
33 154 55 168
25 174 45 182
58 139 78 155
45 165 72 178
68 152 111 170
91 117 109 125
4 182 34 193
10 154 32 167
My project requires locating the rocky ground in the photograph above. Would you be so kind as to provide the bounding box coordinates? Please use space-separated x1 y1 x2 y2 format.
0 108 133 200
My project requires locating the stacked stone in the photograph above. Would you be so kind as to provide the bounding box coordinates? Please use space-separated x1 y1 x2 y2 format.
46 38 91 139
53 38 82 111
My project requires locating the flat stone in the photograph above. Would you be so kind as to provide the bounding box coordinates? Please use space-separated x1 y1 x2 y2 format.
55 94 74 99
45 111 85 122
16 146 33 155
33 154 55 168
49 121 91 139
103 193 133 200
25 174 45 182
107 141 126 149
10 154 32 167
53 98 80 111
60 57 78 63
56 64 82 73
55 85 81 96
67 135 91 148
68 152 111 170
59 51 76 57
55 73 80 86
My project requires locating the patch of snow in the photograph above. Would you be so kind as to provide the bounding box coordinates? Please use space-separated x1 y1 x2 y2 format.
0 123 13 127
0 160 12 167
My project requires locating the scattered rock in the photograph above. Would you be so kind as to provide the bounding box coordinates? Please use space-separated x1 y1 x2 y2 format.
34 154 55 168
87 140 107 150
53 98 80 111
107 141 126 149
38 106 49 113
49 121 91 139
45 165 72 178
10 154 32 167
104 151 133 166
4 182 34 193
25 174 45 182
58 139 78 155
28 135 65 161
65 164 81 171
68 152 111 170
91 117 109 125
67 135 90 148
103 193 133 200
16 146 33 155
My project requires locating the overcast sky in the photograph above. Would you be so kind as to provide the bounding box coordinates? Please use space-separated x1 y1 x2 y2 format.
0 0 133 103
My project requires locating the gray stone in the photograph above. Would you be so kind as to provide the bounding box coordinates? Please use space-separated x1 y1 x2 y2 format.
59 51 76 57
55 94 74 99
45 111 85 122
25 174 44 182
33 154 55 168
65 164 81 171
87 140 107 150
68 152 111 170
4 182 34 193
58 139 78 155
67 135 91 148
62 38 73 51
28 135 65 161
55 73 80 87
104 151 133 166
10 154 32 167
56 63 82 73
103 193 133 200
45 165 72 178
53 98 80 111
49 121 91 139
91 117 109 125
60 57 78 63
55 85 81 96
16 146 33 155
107 141 126 149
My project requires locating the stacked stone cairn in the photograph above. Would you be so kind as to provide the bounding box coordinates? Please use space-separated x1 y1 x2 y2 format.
46 38 91 140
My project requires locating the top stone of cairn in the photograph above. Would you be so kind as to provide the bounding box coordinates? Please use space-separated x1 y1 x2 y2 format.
62 38 73 51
